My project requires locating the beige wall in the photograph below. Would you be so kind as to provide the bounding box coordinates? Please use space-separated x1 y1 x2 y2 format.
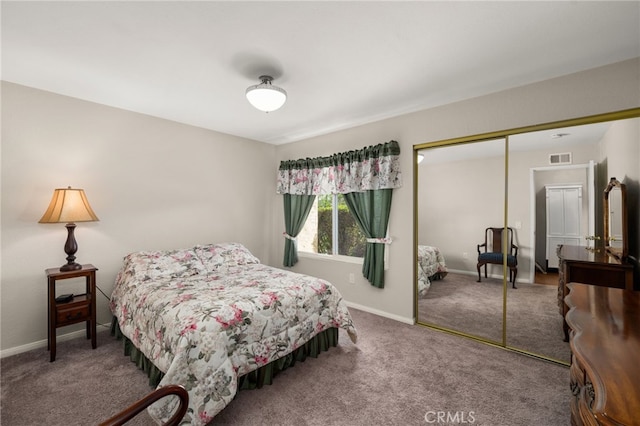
417 142 597 281
1 82 276 353
271 58 640 323
419 148 505 273
599 118 640 263
2 58 639 355
601 118 640 182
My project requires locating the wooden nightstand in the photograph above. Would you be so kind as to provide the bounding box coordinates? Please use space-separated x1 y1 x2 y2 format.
46 264 98 362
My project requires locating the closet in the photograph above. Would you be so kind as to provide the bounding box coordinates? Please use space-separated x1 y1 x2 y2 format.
545 185 583 269
414 108 640 366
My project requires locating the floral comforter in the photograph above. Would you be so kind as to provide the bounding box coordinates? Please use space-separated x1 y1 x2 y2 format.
417 245 448 298
110 243 358 425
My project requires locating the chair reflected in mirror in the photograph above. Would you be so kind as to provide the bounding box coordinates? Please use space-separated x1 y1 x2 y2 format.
477 227 518 289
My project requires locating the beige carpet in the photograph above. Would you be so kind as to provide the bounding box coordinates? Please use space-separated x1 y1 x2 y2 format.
1 308 570 425
418 272 570 363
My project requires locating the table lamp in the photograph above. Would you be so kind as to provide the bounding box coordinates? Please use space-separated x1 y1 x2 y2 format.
39 186 99 271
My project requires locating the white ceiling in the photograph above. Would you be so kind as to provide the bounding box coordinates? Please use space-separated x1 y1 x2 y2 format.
2 1 639 145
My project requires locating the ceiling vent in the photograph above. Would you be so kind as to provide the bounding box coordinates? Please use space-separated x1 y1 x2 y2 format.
549 152 572 165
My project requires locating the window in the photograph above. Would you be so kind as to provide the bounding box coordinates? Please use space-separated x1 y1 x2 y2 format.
298 194 367 258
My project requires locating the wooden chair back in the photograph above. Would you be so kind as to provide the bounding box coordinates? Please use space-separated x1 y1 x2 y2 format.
99 384 188 426
483 227 514 254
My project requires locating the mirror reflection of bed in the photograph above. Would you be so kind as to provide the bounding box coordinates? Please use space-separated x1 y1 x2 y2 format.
415 114 640 365
417 244 448 298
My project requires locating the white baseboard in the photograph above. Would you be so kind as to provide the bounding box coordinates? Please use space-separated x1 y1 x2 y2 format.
449 268 528 284
448 268 477 277
0 322 112 359
344 301 414 325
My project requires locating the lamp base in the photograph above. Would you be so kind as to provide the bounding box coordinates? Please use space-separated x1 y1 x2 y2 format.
60 222 81 272
60 262 82 272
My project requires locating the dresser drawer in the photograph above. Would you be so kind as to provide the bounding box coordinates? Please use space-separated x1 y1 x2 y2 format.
56 302 90 326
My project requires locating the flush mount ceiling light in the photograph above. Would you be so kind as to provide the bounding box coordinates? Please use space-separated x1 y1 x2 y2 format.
246 75 287 112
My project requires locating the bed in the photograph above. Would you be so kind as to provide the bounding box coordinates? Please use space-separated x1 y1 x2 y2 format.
109 242 358 425
417 245 448 297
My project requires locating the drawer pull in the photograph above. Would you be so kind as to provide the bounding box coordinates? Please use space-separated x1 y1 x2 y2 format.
570 380 580 396
66 312 83 320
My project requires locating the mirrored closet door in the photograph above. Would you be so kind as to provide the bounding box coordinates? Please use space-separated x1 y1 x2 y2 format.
414 109 640 365
505 128 597 363
416 138 507 344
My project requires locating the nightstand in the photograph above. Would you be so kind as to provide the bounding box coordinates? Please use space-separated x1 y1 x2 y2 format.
46 264 98 362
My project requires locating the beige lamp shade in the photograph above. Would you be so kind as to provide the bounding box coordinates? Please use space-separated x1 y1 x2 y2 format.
39 187 99 224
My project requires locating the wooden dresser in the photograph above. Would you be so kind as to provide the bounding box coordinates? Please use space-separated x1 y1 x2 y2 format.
557 245 639 425
557 244 634 341
557 244 634 291
565 283 640 425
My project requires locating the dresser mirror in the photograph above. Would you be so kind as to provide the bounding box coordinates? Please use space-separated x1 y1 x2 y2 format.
414 109 640 365
603 177 628 259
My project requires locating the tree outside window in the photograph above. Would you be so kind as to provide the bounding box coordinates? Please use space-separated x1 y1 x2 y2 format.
298 194 366 257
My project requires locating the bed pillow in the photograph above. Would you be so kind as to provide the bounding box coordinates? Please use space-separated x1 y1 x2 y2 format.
122 248 206 281
194 242 260 272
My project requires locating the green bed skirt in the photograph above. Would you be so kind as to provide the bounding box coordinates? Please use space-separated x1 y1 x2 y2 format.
110 317 339 390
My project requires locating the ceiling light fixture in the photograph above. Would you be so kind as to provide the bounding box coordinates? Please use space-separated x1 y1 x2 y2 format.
246 75 287 113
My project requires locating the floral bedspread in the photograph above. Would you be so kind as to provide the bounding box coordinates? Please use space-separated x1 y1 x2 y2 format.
417 245 448 297
110 243 357 425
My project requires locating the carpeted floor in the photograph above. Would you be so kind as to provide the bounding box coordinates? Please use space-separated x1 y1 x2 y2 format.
1 308 570 425
417 272 570 363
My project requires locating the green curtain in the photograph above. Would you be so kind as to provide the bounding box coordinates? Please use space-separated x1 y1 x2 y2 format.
343 189 393 288
283 193 316 267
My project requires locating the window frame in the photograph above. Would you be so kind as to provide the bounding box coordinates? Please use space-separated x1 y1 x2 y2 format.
298 193 366 264
297 194 390 269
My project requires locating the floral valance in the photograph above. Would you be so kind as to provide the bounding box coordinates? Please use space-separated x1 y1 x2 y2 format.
276 140 402 195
